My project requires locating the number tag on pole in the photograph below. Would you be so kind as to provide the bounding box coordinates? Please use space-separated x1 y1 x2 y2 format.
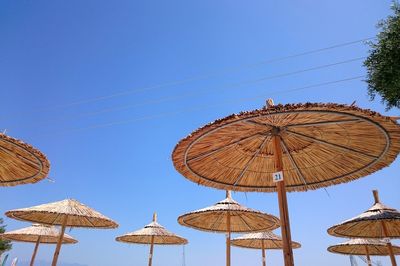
272 171 284 182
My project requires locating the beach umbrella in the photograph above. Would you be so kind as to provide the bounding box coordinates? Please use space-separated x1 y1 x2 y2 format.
328 238 400 266
328 190 400 265
0 133 50 186
172 101 400 266
116 213 187 266
178 191 280 266
0 224 77 266
5 199 118 266
231 231 301 266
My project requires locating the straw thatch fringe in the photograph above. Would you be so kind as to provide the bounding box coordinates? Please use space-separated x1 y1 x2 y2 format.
116 221 187 245
172 103 400 192
178 195 280 233
0 224 77 244
328 238 400 256
231 231 301 249
5 199 118 229
0 133 50 186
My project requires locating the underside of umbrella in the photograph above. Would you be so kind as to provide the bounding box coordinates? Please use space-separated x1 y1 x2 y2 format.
172 103 400 192
0 133 50 187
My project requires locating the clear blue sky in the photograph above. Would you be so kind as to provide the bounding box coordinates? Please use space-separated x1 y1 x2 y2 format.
1 1 399 265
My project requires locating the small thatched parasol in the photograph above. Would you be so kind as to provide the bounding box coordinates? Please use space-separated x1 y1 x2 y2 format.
328 238 400 266
172 101 400 266
328 190 400 266
0 224 77 266
231 231 301 266
116 213 187 266
5 199 118 266
0 133 50 186
178 191 280 266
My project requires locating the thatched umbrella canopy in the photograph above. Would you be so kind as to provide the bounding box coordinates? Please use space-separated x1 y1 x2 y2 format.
172 101 400 266
231 231 301 266
0 133 50 186
116 213 187 266
5 199 118 266
328 238 400 266
178 191 280 266
328 190 400 266
1 224 77 266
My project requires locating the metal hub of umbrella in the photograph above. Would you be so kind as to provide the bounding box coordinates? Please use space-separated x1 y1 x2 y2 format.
0 224 77 266
116 213 187 266
231 231 301 266
178 191 280 266
172 101 400 266
0 133 50 186
328 238 400 266
5 199 118 266
328 190 400 266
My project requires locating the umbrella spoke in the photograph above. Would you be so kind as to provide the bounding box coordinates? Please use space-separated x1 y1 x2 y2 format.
0 145 41 169
285 130 378 159
243 120 274 129
285 118 361 128
280 136 308 188
233 135 271 186
187 133 264 163
237 213 254 231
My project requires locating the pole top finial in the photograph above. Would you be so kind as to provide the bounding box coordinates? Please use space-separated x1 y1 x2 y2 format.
372 190 380 204
266 99 275 108
226 190 232 199
153 212 157 222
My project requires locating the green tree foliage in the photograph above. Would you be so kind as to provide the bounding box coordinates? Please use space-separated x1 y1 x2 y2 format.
0 218 12 256
364 2 400 110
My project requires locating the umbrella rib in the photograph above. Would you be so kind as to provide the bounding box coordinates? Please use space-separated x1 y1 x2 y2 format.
187 133 263 162
285 118 361 128
243 120 274 129
237 213 254 231
83 216 96 227
285 130 378 159
280 136 308 188
0 145 40 167
233 135 271 186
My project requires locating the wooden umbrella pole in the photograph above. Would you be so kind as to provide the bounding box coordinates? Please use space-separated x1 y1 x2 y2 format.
261 240 266 266
30 236 41 266
365 246 372 266
52 216 68 266
148 235 155 266
273 134 294 266
381 221 397 266
226 211 231 266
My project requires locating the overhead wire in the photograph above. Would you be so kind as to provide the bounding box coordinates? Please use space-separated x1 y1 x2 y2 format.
31 37 373 111
35 75 365 136
22 56 366 127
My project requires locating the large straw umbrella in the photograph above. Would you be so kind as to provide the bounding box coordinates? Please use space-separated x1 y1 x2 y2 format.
231 231 301 266
328 190 400 266
178 191 280 266
172 101 400 266
0 224 77 266
116 213 187 266
328 238 400 266
0 133 50 186
5 199 118 266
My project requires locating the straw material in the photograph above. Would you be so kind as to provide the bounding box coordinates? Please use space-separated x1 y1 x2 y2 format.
172 103 400 192
231 231 301 249
5 199 118 229
0 224 77 244
0 133 50 187
328 238 400 256
116 221 187 245
328 202 400 238
178 194 280 233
